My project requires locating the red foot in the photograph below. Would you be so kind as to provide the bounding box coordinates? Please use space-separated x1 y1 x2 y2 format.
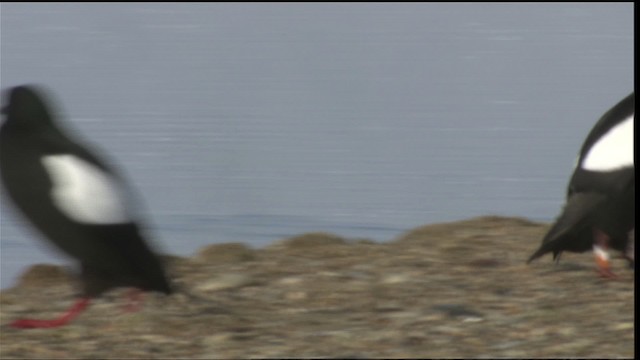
592 229 618 279
596 267 618 279
10 298 91 329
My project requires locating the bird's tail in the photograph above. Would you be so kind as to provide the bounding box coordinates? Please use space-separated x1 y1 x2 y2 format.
527 193 605 263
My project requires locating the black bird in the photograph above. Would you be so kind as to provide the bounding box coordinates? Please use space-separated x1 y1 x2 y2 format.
528 93 635 277
0 85 172 328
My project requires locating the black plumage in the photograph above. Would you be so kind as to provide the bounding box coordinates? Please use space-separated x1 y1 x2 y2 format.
528 93 635 276
1 85 171 327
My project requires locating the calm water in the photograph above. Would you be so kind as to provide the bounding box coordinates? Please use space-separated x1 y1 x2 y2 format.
0 3 633 289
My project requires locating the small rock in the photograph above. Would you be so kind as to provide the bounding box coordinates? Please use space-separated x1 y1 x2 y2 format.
285 291 308 301
273 232 347 249
555 326 576 336
431 304 484 319
277 276 305 286
16 264 73 288
467 258 503 268
380 273 411 284
196 274 254 292
609 322 634 331
461 316 484 323
195 243 256 263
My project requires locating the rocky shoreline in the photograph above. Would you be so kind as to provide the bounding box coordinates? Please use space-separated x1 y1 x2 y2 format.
0 216 634 358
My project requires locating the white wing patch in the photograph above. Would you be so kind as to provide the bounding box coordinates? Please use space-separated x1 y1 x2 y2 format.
581 115 634 172
41 154 130 224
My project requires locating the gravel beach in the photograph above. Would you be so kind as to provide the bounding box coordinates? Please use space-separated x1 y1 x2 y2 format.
0 216 634 359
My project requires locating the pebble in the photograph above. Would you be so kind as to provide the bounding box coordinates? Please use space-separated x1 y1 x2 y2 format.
272 232 347 249
285 291 308 301
195 243 256 263
380 273 411 284
278 276 305 286
195 274 254 292
609 322 634 331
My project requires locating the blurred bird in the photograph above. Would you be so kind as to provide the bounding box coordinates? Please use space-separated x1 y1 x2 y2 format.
528 93 634 278
0 85 172 328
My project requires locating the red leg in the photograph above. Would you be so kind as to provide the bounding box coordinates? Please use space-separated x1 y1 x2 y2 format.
10 297 92 329
593 229 617 279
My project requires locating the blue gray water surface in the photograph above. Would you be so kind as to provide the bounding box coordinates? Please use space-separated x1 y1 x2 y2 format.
0 3 634 289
